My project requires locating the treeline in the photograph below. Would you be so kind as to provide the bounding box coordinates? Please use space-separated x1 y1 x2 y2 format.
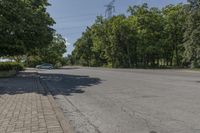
25 33 67 67
69 1 200 68
0 0 67 67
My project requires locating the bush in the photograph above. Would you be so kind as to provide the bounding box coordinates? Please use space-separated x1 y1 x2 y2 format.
24 56 42 67
54 62 62 69
0 62 24 71
191 61 200 68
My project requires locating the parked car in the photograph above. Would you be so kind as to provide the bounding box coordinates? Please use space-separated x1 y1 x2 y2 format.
36 63 53 69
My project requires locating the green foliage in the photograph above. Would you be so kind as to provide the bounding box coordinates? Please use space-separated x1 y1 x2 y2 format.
0 0 54 56
70 2 199 68
0 62 24 71
162 4 187 66
54 62 62 69
25 56 42 67
183 0 200 66
39 33 66 65
25 33 67 67
128 4 165 67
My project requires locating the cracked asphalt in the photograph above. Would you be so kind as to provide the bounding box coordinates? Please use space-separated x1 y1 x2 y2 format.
38 67 200 133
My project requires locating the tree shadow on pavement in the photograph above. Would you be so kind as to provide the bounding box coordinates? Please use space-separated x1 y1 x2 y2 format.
0 73 102 96
0 74 39 95
39 73 102 96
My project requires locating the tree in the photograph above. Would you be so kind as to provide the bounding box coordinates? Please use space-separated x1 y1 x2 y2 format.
183 0 200 67
128 3 165 67
89 16 108 66
40 33 67 65
26 33 67 66
72 28 94 66
163 4 187 66
104 15 128 68
0 0 54 56
70 3 195 69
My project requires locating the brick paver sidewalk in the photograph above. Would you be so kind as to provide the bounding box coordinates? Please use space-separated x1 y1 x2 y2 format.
0 74 65 133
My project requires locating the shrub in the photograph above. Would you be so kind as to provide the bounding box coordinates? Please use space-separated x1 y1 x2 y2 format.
24 56 42 67
0 62 24 71
191 61 200 68
54 62 62 69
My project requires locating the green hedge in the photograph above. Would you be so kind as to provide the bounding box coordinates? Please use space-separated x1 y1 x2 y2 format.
0 62 24 71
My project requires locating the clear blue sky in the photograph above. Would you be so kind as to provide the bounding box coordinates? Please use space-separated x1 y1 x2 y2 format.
47 0 187 56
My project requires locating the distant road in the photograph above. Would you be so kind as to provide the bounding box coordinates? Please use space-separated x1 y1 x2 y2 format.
38 67 200 133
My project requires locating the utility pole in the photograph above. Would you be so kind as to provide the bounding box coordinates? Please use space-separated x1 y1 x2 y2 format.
105 0 115 19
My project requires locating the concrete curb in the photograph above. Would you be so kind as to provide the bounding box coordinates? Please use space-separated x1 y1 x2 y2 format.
35 72 75 133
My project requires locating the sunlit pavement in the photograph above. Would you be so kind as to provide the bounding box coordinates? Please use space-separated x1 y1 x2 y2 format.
38 67 200 133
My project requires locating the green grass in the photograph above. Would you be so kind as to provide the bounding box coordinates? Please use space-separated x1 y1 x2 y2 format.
0 70 17 78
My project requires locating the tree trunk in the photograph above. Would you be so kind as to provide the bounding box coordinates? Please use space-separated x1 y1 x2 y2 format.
175 43 179 66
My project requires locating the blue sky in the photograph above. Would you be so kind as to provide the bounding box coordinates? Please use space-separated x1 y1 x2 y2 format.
47 0 187 56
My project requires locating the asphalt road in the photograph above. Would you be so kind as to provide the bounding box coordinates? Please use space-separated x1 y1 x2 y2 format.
38 67 200 133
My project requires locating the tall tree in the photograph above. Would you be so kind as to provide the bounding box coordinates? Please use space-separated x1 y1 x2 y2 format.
39 33 67 65
163 4 187 66
128 4 164 67
71 3 195 69
26 33 67 66
183 0 200 67
72 28 94 66
0 0 54 56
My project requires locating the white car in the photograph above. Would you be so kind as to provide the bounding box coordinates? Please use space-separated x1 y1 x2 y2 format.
36 63 53 69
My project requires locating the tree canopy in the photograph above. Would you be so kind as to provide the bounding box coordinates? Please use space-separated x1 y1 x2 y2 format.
183 0 200 67
0 0 54 56
70 2 200 68
25 33 67 67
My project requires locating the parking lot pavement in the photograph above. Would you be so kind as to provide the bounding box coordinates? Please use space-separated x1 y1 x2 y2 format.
39 67 200 133
0 73 67 133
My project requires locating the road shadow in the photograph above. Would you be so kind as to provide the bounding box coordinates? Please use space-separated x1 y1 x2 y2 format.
0 74 39 95
0 73 102 96
39 73 102 96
